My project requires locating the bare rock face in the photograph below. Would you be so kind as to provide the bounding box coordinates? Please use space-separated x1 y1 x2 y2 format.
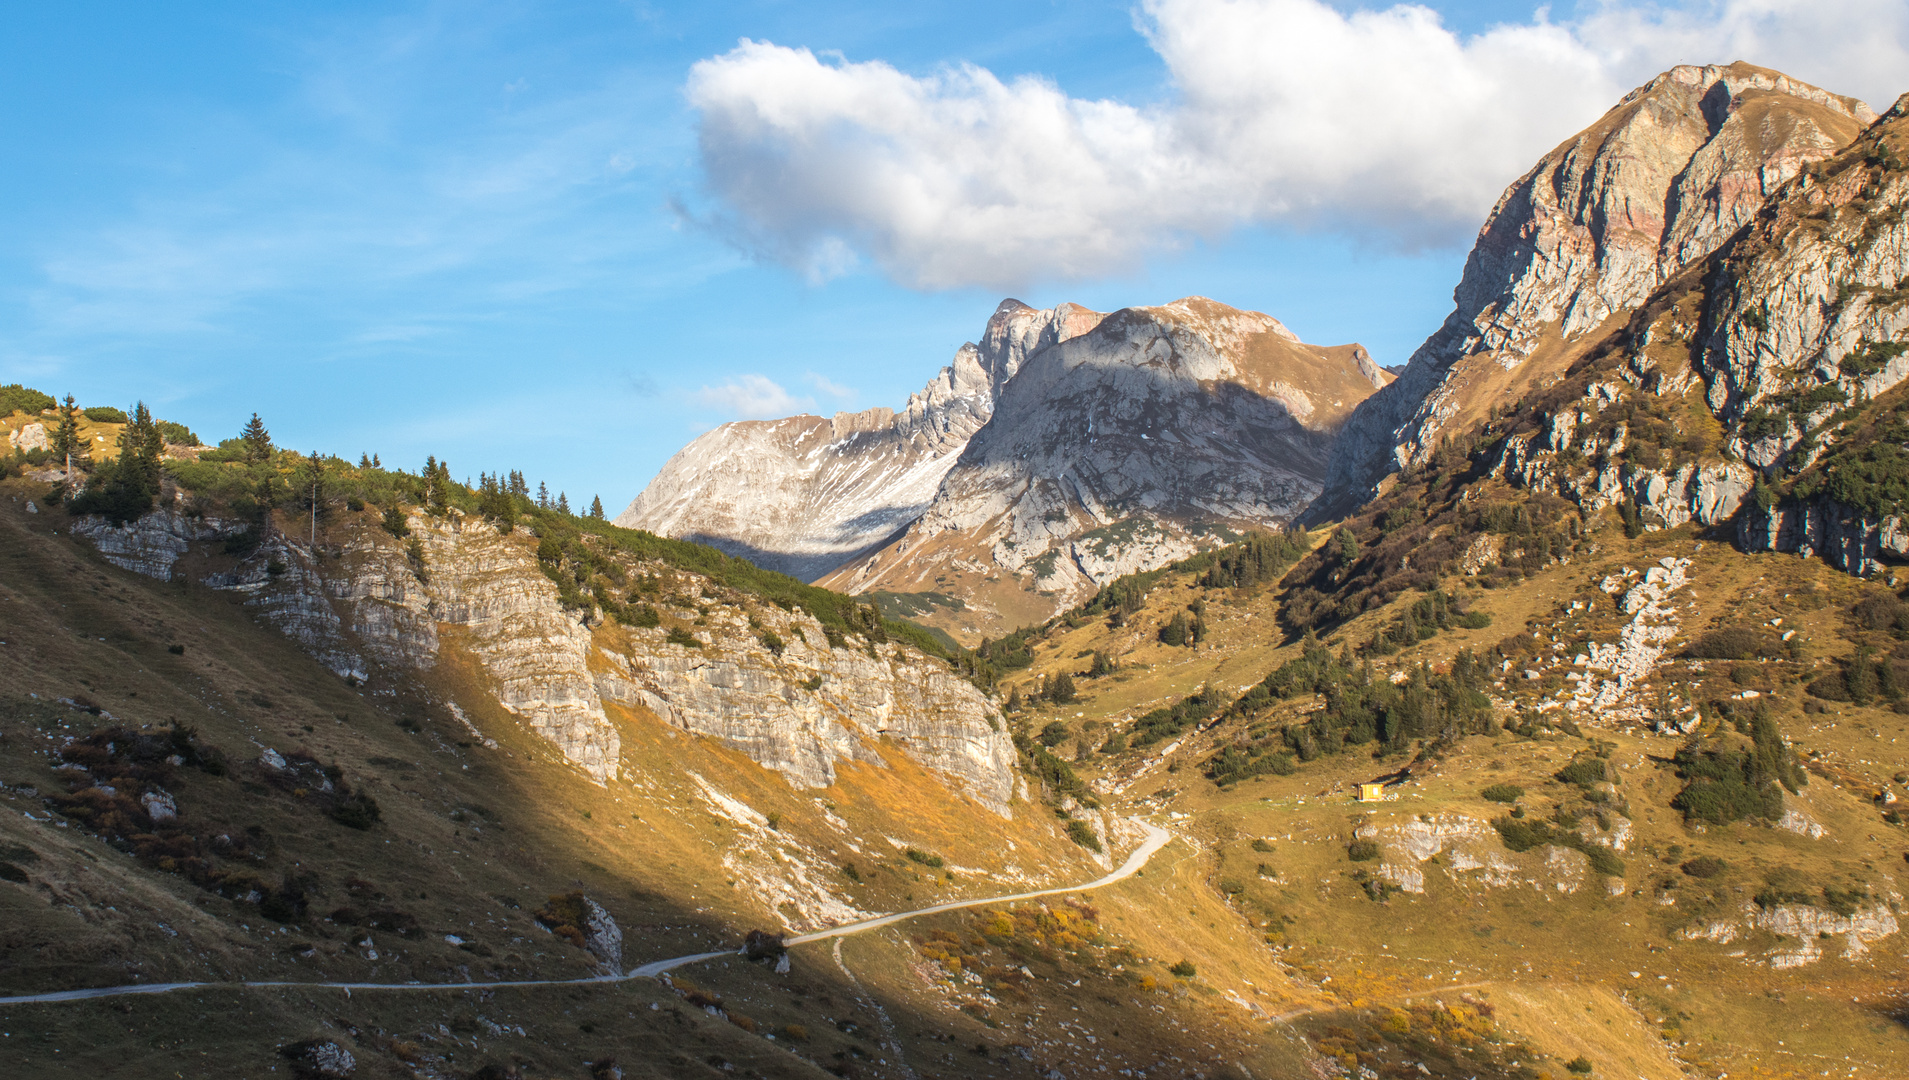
824 297 1386 614
69 507 236 581
1322 63 1873 513
68 507 1014 806
618 299 1100 581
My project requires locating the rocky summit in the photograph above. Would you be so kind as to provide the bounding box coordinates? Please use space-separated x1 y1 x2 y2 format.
1320 63 1876 517
617 300 1103 582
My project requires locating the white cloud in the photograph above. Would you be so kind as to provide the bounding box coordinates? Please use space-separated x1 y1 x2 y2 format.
804 372 858 400
686 0 1909 291
693 374 814 419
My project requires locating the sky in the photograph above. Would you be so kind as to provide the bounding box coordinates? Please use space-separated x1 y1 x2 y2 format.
2 1 1905 513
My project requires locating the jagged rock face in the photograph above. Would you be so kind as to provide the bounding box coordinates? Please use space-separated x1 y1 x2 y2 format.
824 297 1386 613
69 506 1015 807
617 299 1100 581
1323 63 1873 512
596 601 1016 806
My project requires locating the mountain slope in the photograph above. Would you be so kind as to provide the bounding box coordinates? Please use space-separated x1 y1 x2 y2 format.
1320 62 1875 516
821 297 1388 639
617 300 1103 581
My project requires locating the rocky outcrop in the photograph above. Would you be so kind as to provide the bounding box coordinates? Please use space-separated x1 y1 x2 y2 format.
7 422 48 451
823 297 1387 613
69 507 237 581
1321 63 1873 514
68 505 1015 805
618 300 1101 581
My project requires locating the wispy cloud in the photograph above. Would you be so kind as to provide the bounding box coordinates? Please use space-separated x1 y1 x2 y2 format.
687 0 1909 291
693 374 814 419
804 371 857 400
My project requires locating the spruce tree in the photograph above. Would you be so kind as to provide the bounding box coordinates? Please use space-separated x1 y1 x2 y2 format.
556 491 570 515
1048 671 1077 704
537 481 549 510
240 413 272 464
70 401 163 525
52 394 83 480
589 495 605 519
371 453 380 468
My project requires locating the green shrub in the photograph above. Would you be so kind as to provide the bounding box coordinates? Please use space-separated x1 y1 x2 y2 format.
841 863 861 882
1038 721 1071 747
1346 839 1381 862
801 674 824 691
1565 1057 1593 1075
757 629 786 656
1555 758 1606 786
156 420 200 446
904 848 944 868
1687 627 1784 660
1251 838 1274 853
329 793 382 830
665 627 701 649
1680 855 1726 878
83 405 127 423
0 384 54 416
1480 783 1525 804
1065 819 1102 852
624 604 660 628
381 505 410 538
1167 960 1196 978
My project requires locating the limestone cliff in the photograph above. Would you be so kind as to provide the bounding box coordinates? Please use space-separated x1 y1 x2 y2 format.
1321 63 1874 515
617 300 1101 581
68 505 1018 809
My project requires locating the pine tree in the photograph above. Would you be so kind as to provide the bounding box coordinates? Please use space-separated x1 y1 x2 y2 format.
556 491 570 515
1048 671 1077 704
69 401 163 525
1159 611 1190 647
509 470 528 498
358 453 371 469
589 495 605 519
537 481 550 510
240 413 272 464
371 453 381 468
52 394 84 481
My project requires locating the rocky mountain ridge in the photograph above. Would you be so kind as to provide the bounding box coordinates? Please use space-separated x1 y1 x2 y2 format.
1319 62 1876 517
819 297 1387 628
617 300 1103 581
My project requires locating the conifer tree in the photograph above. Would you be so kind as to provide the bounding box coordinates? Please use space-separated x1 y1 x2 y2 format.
589 495 605 519
537 481 550 510
556 491 570 515
69 401 163 524
358 453 371 469
240 413 272 464
371 453 381 468
52 394 83 481
1048 671 1077 704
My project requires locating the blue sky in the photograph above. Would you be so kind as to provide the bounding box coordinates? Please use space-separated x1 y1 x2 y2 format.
2 1 1903 513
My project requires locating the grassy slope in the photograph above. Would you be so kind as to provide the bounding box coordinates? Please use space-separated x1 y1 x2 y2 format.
979 516 1909 1079
0 481 1356 1080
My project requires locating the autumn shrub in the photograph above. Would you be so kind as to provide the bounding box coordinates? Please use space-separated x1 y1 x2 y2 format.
1479 783 1524 803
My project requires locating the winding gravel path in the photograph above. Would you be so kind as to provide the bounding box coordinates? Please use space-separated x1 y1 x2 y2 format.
0 819 1171 1006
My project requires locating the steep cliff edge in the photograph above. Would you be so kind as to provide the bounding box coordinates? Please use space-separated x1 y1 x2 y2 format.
617 300 1102 581
1320 62 1874 516
820 297 1387 637
68 504 1018 809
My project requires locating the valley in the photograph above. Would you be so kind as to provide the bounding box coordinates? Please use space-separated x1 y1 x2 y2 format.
4 57 1909 1080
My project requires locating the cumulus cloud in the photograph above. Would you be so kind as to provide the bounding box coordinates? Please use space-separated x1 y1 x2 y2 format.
686 0 1909 291
693 374 814 419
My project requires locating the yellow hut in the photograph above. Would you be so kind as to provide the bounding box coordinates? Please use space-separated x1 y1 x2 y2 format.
1357 782 1387 803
